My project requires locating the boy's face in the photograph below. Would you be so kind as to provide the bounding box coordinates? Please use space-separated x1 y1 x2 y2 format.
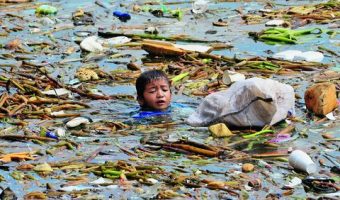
138 79 171 111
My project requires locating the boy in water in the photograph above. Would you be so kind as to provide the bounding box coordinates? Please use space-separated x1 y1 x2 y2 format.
136 70 172 111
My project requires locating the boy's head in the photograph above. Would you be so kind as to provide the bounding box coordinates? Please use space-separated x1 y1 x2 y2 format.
136 70 171 111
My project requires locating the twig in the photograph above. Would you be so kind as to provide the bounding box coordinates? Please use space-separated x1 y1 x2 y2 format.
0 92 8 107
0 134 56 142
85 146 104 162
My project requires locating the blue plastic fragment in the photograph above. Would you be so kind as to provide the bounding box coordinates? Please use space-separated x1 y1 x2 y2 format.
44 131 58 140
113 11 131 22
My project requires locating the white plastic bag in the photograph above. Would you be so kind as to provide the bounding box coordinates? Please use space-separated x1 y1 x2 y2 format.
187 78 295 127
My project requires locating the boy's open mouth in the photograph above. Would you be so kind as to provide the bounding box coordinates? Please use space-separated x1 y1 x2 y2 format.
156 100 166 105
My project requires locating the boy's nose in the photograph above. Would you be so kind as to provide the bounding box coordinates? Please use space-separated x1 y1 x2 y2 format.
156 90 164 97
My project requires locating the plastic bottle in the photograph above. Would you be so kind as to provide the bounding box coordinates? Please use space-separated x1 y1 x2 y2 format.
36 5 58 15
113 11 131 22
192 0 209 14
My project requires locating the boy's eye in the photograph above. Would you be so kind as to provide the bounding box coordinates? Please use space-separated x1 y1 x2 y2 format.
148 89 156 93
161 86 169 91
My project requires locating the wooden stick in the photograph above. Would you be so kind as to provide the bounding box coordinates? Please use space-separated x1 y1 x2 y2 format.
23 84 44 96
0 135 56 142
252 152 288 158
206 185 239 196
85 146 104 163
0 107 10 114
168 143 219 157
177 139 219 152
277 125 295 135
9 102 26 115
0 92 8 107
10 79 25 91
60 101 90 108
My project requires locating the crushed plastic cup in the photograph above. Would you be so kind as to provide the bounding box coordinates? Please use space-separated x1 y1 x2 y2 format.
192 0 209 14
289 150 317 174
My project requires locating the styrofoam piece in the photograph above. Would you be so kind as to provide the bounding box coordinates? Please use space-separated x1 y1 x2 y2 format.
273 50 302 61
222 70 246 85
42 88 70 96
294 51 324 62
273 50 324 62
105 36 131 46
66 117 90 128
80 36 103 52
265 19 285 26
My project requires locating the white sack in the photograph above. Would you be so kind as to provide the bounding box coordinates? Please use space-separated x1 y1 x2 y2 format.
187 77 295 127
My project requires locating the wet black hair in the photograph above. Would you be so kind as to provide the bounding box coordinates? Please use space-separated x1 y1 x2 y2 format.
136 70 170 99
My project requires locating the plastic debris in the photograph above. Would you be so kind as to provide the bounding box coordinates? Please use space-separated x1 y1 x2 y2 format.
59 185 93 192
42 88 71 96
294 51 324 62
273 50 324 62
325 112 336 120
222 70 246 85
187 78 295 127
192 0 209 14
284 177 302 188
66 117 91 128
56 128 66 137
36 5 58 15
145 26 159 34
80 36 104 52
39 17 55 26
90 177 114 184
41 131 58 140
268 133 291 143
273 50 302 61
265 19 285 26
289 150 317 174
113 11 131 22
146 178 159 185
104 36 131 46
